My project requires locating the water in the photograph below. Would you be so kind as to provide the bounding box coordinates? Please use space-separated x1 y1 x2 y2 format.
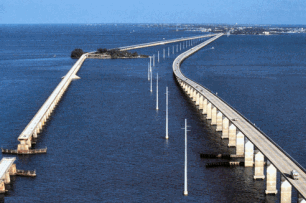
0 24 305 202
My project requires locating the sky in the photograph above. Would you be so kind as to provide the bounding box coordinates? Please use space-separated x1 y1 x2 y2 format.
0 0 305 25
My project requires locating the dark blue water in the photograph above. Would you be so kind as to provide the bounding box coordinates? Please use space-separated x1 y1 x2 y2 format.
0 24 304 202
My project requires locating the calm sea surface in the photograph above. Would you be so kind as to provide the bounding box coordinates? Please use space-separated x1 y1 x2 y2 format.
0 24 305 202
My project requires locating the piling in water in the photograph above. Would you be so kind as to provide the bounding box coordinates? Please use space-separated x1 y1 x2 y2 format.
200 153 231 160
206 161 244 168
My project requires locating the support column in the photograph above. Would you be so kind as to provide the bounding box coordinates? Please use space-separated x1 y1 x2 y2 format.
9 164 17 176
298 194 306 203
26 138 32 148
280 176 292 203
202 98 207 114
33 130 37 138
211 106 217 125
206 103 212 119
192 89 197 102
187 86 192 96
0 181 5 193
216 111 223 131
17 140 29 153
235 131 244 156
244 138 254 167
199 95 204 110
195 92 200 106
191 89 196 101
228 124 236 147
265 160 277 194
4 172 10 184
254 150 265 179
222 117 229 139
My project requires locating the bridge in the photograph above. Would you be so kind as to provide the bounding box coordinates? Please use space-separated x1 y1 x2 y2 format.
118 34 216 51
173 33 306 202
0 157 16 193
3 34 216 154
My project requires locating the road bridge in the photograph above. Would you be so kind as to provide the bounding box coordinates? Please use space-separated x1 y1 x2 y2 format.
118 34 216 51
3 34 217 154
173 33 306 202
0 157 16 193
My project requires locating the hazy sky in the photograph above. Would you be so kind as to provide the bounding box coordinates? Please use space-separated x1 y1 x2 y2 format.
0 0 305 25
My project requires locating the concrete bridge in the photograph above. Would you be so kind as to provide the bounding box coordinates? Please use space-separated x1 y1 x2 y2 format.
0 157 16 193
118 34 216 51
173 33 306 202
4 34 217 154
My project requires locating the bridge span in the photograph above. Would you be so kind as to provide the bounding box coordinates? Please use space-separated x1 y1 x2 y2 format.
173 33 306 202
3 34 218 155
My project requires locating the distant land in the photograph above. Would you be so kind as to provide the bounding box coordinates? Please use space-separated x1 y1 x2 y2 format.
171 24 306 35
133 23 306 35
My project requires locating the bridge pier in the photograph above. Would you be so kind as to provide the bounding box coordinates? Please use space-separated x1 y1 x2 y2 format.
281 176 292 203
195 91 200 106
298 194 306 203
221 117 229 139
244 137 254 167
265 160 278 194
4 172 10 184
187 86 192 96
211 106 217 125
254 150 265 179
202 98 207 114
216 111 223 131
228 124 236 147
192 89 197 102
9 164 16 176
206 102 212 119
235 131 244 156
199 95 204 111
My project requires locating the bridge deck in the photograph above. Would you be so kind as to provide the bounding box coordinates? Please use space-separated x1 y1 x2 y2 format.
173 33 306 198
17 54 87 141
118 34 216 51
0 158 16 181
17 34 216 142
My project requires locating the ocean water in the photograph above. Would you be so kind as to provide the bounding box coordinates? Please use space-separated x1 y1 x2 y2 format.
0 24 305 202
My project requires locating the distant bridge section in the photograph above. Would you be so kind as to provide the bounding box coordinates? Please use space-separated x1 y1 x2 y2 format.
5 34 217 155
119 34 216 51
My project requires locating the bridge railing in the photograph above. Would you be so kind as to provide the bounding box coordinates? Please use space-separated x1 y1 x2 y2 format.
118 34 216 50
173 35 306 176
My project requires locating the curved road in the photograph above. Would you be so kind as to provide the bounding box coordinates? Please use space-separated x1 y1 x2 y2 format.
172 33 306 199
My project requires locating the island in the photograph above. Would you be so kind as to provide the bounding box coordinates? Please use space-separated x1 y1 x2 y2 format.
71 48 148 59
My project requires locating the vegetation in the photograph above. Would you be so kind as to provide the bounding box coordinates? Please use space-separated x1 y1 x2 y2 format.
71 49 84 59
71 48 148 59
96 48 148 59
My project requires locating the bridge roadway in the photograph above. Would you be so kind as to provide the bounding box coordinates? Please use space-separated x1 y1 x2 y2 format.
118 34 216 51
12 33 218 154
173 33 306 199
